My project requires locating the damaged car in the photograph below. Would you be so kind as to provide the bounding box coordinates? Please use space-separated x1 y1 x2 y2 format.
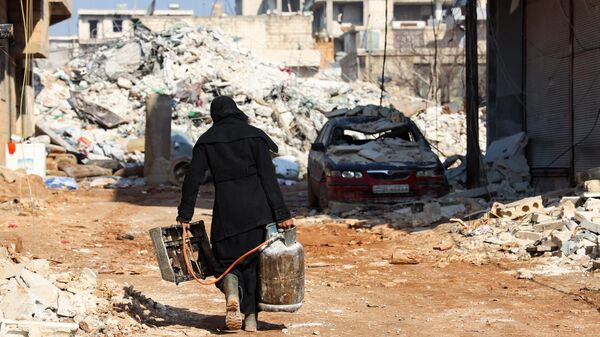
308 113 449 209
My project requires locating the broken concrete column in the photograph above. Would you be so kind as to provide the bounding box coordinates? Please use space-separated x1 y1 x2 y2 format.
144 94 172 187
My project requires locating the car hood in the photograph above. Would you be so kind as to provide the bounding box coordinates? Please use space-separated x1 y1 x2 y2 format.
326 138 439 168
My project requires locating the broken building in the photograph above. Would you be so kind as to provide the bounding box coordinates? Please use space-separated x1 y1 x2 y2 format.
0 0 72 165
486 0 600 191
139 6 321 73
335 1 486 104
71 3 321 74
77 7 194 44
235 0 312 15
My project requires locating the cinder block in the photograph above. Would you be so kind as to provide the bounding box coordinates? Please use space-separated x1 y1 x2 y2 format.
493 196 544 219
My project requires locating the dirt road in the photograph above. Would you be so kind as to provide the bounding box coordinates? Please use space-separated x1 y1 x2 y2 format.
1 183 599 336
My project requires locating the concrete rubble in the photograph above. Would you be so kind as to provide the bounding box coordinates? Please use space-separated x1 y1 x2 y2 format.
34 24 390 182
0 249 145 336
452 168 600 274
446 132 532 198
328 196 485 229
325 106 440 167
410 105 487 163
0 166 47 208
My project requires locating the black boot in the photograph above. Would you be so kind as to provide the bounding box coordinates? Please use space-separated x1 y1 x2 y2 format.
223 274 242 330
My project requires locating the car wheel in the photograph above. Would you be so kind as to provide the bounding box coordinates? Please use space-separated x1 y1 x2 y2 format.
308 175 319 208
317 176 328 211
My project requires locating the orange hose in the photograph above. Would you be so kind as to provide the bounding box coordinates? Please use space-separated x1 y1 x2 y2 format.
181 225 276 286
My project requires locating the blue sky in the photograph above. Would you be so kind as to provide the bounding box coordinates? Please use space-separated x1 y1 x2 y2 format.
50 0 237 36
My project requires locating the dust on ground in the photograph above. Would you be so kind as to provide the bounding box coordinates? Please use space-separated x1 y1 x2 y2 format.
1 182 599 336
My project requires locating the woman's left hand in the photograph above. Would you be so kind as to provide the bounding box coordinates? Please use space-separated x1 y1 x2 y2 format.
277 218 294 229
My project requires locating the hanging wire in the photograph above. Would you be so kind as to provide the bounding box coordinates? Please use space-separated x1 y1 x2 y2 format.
379 0 389 106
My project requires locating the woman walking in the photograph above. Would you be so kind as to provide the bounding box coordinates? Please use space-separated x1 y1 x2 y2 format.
177 96 293 331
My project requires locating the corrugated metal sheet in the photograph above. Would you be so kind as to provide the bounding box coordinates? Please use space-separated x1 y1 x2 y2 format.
573 0 600 53
573 0 600 172
525 0 572 169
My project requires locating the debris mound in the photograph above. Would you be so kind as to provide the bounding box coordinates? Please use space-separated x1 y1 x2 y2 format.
454 171 600 274
0 248 144 335
35 25 387 174
0 166 47 206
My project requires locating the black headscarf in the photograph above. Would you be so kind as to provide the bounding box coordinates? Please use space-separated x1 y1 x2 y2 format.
210 95 249 123
196 96 279 153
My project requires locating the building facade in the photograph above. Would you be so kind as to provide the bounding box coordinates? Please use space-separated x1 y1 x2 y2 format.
0 0 72 165
487 0 600 190
73 5 320 72
77 8 194 44
235 0 312 15
337 1 486 105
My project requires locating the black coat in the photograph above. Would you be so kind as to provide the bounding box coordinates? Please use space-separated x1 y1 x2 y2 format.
177 133 291 242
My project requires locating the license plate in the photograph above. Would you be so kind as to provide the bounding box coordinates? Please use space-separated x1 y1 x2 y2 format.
372 184 410 194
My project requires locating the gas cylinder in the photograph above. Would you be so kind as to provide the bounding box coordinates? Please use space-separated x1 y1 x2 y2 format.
258 223 304 312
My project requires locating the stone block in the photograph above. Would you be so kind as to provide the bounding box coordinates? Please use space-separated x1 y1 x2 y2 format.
584 198 600 212
515 231 543 241
0 263 24 280
551 230 572 246
575 211 600 224
584 180 600 193
531 213 553 223
57 292 77 318
580 220 600 234
117 77 133 89
560 200 577 219
565 220 578 233
532 219 565 232
24 259 50 277
390 249 420 264
410 202 443 225
484 132 527 164
20 269 59 310
0 285 36 320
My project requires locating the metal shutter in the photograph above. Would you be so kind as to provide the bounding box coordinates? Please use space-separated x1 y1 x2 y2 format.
573 0 600 172
525 0 572 170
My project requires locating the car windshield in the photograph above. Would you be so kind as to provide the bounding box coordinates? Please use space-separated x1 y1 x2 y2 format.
330 124 416 146
325 120 438 165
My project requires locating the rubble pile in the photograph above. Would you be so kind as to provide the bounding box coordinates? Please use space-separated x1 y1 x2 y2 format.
446 132 532 197
328 138 439 166
0 249 144 336
328 197 485 229
0 166 47 207
454 173 600 273
411 106 487 162
34 24 387 177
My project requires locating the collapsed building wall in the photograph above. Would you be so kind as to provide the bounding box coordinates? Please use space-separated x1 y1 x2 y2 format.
137 14 322 70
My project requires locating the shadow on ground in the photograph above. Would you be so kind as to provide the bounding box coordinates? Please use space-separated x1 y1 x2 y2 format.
117 286 285 333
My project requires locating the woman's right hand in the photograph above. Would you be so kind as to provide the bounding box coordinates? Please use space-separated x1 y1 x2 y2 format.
178 220 190 230
277 218 294 229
